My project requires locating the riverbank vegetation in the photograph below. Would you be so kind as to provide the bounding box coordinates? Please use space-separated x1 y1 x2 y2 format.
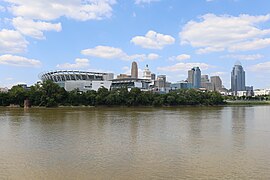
0 80 225 107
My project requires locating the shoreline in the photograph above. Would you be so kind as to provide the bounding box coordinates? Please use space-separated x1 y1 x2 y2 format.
1 102 270 109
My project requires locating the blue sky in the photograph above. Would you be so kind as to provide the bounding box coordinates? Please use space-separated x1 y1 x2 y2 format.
1 0 270 89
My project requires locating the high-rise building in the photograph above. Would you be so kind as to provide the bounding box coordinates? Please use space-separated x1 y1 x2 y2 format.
193 67 201 88
155 75 166 89
201 75 209 83
211 76 222 91
201 74 212 90
143 65 151 79
151 73 156 80
187 69 194 84
187 67 201 88
131 61 138 78
231 62 245 94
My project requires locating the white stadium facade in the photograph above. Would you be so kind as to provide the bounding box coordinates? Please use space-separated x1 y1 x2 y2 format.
39 70 114 92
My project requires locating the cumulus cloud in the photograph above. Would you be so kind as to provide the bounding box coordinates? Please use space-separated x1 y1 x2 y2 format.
0 29 28 53
12 17 62 39
4 0 116 21
222 54 263 61
131 30 175 49
157 62 211 72
135 0 160 4
56 58 90 69
180 14 270 53
0 54 41 67
81 45 160 61
248 62 270 72
169 54 191 61
81 46 126 59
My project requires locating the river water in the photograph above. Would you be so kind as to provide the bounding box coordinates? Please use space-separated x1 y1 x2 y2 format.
0 106 270 179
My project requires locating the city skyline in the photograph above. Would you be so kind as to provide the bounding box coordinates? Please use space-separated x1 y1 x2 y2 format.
1 0 270 89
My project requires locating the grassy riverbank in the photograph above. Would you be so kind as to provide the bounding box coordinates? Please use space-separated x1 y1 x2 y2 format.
226 100 270 105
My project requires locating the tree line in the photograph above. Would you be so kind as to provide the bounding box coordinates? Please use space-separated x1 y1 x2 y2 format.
0 80 225 107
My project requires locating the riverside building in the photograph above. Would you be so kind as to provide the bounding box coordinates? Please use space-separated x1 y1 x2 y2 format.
39 70 113 92
231 61 245 95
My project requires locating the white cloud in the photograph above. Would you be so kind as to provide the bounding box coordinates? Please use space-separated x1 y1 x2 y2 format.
12 17 62 39
180 14 270 53
81 46 126 59
0 29 28 53
0 54 41 67
222 54 263 61
157 62 211 72
169 54 191 61
147 53 160 60
135 0 160 4
210 72 227 76
5 0 116 21
131 30 175 49
125 53 160 61
229 38 270 52
56 58 90 69
81 45 159 61
248 62 270 72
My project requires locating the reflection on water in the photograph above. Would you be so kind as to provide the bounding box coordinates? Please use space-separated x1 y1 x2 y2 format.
0 106 270 179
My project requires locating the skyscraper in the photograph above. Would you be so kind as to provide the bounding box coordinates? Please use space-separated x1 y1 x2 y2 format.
187 69 194 84
231 61 245 94
187 67 201 88
131 61 138 78
211 76 222 91
193 67 201 89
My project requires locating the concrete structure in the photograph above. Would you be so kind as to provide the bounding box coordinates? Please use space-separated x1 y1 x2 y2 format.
155 75 166 89
201 75 209 83
131 61 138 78
211 76 222 91
201 75 212 90
187 69 194 84
39 70 113 92
117 74 131 79
253 89 270 96
110 78 151 91
231 62 245 95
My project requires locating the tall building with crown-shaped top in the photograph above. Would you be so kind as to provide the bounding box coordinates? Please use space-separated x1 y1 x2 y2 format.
231 61 245 94
143 65 151 79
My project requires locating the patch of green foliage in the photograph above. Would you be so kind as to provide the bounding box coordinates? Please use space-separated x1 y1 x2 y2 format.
0 80 225 107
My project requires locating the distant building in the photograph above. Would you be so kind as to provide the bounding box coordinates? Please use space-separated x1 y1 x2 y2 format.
110 78 151 91
0 87 8 93
131 61 138 78
170 81 193 90
187 69 194 84
211 76 222 91
143 65 151 80
231 62 245 95
39 70 113 92
201 75 209 83
155 75 166 89
201 75 212 90
151 73 156 80
117 74 131 79
254 89 270 96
